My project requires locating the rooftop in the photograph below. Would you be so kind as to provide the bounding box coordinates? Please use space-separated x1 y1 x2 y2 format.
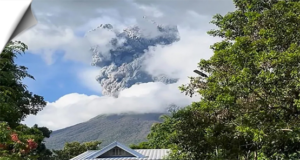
70 141 170 160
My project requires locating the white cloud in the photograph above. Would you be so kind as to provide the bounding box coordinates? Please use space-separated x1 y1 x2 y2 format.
14 22 121 65
16 0 235 65
15 24 68 63
77 67 102 94
24 81 198 130
142 27 221 79
137 5 164 18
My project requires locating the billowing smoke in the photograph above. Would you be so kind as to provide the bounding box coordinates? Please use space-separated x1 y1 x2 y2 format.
86 21 180 97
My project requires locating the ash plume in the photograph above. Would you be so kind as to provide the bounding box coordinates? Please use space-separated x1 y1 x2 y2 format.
87 20 180 97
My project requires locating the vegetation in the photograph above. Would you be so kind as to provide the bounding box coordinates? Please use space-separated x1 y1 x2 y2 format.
129 141 151 149
51 141 101 160
0 41 46 128
137 0 300 159
0 41 53 159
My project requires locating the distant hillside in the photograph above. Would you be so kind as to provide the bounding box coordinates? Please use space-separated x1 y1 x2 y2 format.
45 113 165 150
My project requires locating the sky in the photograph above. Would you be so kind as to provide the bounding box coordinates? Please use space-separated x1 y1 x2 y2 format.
14 0 236 130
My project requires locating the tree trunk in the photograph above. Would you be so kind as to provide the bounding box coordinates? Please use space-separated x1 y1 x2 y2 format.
254 151 257 160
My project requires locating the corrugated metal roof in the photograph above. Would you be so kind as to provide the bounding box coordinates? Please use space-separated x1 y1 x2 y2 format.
70 141 170 160
135 149 170 159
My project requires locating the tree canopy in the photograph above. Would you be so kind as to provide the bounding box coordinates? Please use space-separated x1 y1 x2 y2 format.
0 41 52 159
145 0 300 159
52 141 102 160
0 41 46 128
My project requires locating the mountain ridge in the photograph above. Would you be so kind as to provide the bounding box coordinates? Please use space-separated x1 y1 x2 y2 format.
45 113 166 150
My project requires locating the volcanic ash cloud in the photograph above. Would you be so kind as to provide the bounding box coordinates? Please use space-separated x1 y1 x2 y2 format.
86 24 180 97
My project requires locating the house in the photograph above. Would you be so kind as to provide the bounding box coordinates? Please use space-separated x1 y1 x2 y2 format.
70 141 170 160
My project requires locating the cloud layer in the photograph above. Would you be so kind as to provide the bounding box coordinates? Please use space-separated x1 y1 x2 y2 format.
25 81 199 130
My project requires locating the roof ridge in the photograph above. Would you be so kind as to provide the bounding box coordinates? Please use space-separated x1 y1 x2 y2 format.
115 141 146 158
85 141 146 159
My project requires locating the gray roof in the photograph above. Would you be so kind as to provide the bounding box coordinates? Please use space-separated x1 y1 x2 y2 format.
70 141 170 160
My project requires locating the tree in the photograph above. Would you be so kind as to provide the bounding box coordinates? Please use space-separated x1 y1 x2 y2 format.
129 142 151 149
130 111 178 150
0 122 43 159
52 141 102 160
33 124 53 160
0 41 52 159
0 41 46 128
146 114 177 149
147 0 300 159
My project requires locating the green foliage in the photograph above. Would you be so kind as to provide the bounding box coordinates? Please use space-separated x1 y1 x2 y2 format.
0 122 43 159
0 41 52 159
33 124 52 139
0 41 46 128
146 114 177 149
33 125 53 160
148 0 300 159
0 122 53 160
52 141 101 160
129 141 151 149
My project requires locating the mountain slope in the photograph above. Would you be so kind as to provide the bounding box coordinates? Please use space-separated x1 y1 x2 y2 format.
45 113 164 150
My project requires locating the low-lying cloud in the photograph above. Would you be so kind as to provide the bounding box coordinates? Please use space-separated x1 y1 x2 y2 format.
24 80 198 130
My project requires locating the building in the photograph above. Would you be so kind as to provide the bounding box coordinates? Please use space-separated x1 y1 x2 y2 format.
70 141 170 160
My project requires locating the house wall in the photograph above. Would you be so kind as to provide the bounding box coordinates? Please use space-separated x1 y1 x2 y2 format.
99 147 134 158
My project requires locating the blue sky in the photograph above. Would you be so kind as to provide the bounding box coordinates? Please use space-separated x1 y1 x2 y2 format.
15 50 100 102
